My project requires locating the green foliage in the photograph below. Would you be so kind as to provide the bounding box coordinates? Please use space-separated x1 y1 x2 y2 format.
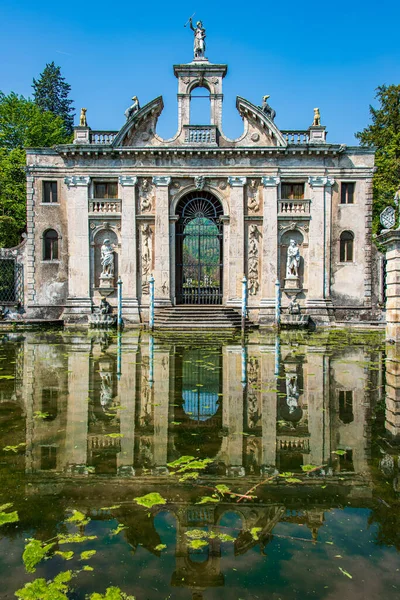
188 539 208 550
301 464 318 472
57 534 97 545
196 496 219 505
87 587 135 600
55 551 74 561
154 544 167 551
0 92 69 150
356 84 400 234
3 442 26 453
15 571 73 600
0 147 26 245
110 524 127 536
250 527 262 541
80 550 97 560
0 502 18 526
133 492 166 509
32 62 75 135
22 538 55 573
66 509 90 526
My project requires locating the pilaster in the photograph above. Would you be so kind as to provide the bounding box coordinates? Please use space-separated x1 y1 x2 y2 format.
377 229 400 342
153 177 172 306
63 176 92 323
226 177 246 305
119 176 140 324
259 176 280 324
306 176 334 323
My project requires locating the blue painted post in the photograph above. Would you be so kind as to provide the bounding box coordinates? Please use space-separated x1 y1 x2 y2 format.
241 344 247 389
274 334 281 377
149 274 155 331
149 333 154 389
275 278 281 331
117 331 122 380
242 275 248 334
117 277 123 331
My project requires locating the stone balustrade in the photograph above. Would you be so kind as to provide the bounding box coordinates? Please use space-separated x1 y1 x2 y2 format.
183 125 218 144
89 199 122 214
90 131 118 144
278 199 311 216
281 130 310 144
278 437 310 452
89 434 121 450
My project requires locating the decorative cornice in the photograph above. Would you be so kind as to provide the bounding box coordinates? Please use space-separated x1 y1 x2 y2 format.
262 176 281 187
152 176 172 187
308 176 335 188
228 176 247 187
64 176 90 188
118 176 138 187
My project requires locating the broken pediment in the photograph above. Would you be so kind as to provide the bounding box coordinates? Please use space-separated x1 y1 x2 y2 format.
234 97 287 148
113 97 164 148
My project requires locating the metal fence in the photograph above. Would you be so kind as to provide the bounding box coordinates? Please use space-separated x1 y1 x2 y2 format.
0 259 24 305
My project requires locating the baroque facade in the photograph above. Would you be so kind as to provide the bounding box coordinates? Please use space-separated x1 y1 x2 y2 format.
24 31 381 326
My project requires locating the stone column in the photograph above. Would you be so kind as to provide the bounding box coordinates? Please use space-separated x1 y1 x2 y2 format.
153 177 172 306
227 177 246 305
384 344 400 440
306 177 334 322
117 346 137 470
377 229 400 343
119 176 140 324
65 351 89 467
260 176 280 324
261 350 277 467
153 346 170 467
64 176 91 322
306 352 325 466
222 347 244 469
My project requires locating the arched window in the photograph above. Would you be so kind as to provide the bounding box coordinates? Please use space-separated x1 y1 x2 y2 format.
339 231 354 262
190 86 211 125
43 229 59 260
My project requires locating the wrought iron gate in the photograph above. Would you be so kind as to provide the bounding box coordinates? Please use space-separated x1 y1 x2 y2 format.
176 192 223 305
0 259 24 305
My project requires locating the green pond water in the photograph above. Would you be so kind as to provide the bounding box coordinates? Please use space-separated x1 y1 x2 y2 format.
0 329 399 600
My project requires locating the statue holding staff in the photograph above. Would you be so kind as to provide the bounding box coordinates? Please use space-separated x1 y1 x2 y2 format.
286 239 300 278
188 18 206 59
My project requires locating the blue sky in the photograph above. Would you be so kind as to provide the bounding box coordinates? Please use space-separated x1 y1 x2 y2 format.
0 0 399 145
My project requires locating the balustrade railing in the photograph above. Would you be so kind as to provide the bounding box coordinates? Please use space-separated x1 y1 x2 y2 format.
278 199 311 216
89 199 122 214
281 130 310 144
90 131 118 144
278 438 310 452
184 125 217 144
89 435 121 449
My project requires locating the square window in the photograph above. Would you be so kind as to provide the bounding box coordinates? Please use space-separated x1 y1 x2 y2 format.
281 183 305 200
340 182 355 204
94 182 118 199
43 181 58 203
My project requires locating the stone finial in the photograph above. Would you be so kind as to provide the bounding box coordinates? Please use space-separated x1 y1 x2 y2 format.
313 108 321 127
79 108 87 127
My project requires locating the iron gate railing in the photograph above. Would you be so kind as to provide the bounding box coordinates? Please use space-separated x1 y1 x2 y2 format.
0 259 24 305
176 192 223 305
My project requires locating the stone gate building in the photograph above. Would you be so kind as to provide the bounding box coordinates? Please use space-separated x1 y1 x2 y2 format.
24 28 380 326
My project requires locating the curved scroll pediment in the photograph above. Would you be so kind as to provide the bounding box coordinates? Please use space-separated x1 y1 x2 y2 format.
235 97 287 147
112 97 164 147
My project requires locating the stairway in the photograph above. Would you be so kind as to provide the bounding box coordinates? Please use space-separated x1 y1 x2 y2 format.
154 306 246 329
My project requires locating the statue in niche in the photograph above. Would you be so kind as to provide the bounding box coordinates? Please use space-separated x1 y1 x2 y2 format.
286 239 300 278
260 95 276 121
288 295 301 315
100 239 114 278
79 108 87 127
124 96 140 120
313 107 321 126
99 297 112 315
189 18 206 59
286 374 299 414
99 368 113 408
142 225 152 275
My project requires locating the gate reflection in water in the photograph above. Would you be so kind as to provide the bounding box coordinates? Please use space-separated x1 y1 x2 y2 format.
1 330 400 600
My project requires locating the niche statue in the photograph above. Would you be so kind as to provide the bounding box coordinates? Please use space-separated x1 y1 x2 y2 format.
100 239 114 279
286 240 300 278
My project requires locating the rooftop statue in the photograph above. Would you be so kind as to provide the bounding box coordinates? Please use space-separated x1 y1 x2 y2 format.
124 96 140 120
189 17 206 60
260 95 276 121
313 107 321 126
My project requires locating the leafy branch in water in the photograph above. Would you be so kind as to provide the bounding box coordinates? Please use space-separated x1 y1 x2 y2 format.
0 502 19 526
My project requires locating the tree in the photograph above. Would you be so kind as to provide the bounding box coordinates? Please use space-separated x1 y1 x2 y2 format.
0 92 71 247
32 61 75 136
0 92 69 150
356 85 400 233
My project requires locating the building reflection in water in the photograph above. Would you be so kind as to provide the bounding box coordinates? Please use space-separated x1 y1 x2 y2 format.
1 330 399 598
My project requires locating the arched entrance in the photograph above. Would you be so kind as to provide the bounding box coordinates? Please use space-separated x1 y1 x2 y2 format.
175 191 223 304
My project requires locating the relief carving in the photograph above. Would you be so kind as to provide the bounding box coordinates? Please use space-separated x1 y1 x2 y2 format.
248 179 260 213
248 224 260 295
141 224 152 294
140 178 153 213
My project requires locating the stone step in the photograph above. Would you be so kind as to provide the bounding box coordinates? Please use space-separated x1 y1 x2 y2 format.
153 306 249 329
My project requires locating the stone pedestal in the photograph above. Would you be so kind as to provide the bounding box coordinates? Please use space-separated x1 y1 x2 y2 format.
99 275 114 295
283 276 301 293
377 229 400 342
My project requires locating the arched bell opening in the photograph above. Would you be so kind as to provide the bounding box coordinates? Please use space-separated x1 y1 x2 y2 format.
175 191 224 305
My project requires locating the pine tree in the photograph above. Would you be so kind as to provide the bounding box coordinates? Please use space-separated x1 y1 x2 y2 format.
356 85 400 233
32 62 75 136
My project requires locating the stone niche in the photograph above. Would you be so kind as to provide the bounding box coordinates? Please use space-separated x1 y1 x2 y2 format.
92 229 119 294
280 229 304 292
